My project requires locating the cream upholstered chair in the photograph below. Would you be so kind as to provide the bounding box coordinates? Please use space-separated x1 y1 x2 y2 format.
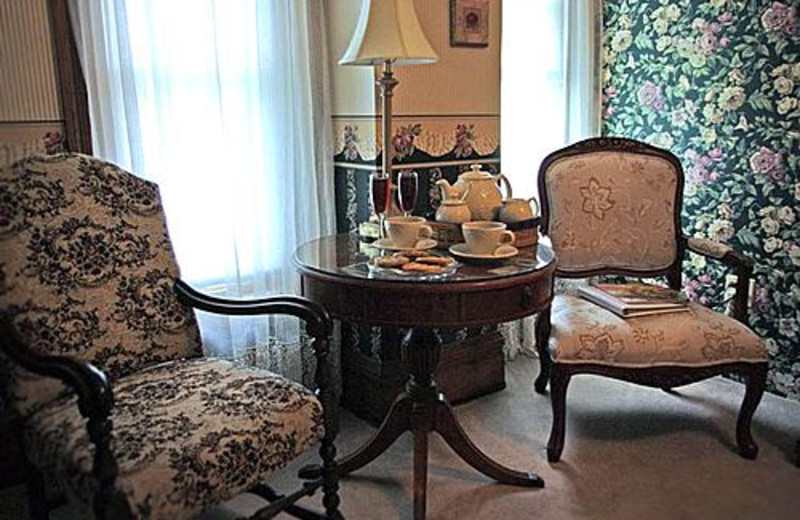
0 154 341 520
534 137 768 462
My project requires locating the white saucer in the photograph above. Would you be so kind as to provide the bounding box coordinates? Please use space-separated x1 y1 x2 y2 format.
372 238 437 251
448 243 519 260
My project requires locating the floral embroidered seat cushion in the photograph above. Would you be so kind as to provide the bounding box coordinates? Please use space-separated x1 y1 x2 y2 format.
549 295 767 367
24 358 324 520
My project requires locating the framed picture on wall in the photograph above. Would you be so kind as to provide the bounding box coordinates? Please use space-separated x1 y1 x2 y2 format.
450 0 489 47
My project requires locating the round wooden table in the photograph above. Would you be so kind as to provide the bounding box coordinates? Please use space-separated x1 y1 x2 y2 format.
294 234 556 519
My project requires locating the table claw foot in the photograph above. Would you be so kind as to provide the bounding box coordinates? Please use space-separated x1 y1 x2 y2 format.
434 399 544 488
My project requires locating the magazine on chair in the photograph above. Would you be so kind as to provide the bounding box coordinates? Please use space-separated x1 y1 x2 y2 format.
577 283 690 318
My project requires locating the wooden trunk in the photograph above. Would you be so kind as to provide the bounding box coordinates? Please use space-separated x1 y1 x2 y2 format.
341 331 506 424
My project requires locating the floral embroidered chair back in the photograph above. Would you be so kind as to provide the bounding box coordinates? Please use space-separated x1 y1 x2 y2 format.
0 154 202 416
538 138 684 276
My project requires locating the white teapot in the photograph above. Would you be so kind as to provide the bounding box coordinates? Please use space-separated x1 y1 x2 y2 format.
499 196 539 223
438 164 511 221
435 179 471 223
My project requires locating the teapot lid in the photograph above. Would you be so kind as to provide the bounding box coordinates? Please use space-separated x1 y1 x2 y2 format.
460 164 492 180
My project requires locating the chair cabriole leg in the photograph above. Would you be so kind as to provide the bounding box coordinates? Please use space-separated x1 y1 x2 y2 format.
546 366 570 463
534 308 552 394
736 362 767 460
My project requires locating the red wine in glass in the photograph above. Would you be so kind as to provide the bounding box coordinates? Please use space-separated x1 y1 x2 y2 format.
398 170 418 216
370 174 391 214
370 173 391 238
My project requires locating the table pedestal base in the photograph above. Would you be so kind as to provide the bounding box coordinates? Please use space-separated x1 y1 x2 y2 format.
336 328 543 520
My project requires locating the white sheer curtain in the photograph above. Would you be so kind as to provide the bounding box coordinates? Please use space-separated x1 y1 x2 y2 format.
500 0 602 199
68 0 335 380
500 0 602 358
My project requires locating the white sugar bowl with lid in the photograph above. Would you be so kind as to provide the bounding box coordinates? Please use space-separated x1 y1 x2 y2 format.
435 179 471 223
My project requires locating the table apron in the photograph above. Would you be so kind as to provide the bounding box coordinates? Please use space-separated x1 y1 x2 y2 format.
300 274 553 328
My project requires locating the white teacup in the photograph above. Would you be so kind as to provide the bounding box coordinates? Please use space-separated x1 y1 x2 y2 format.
384 216 433 248
462 221 515 255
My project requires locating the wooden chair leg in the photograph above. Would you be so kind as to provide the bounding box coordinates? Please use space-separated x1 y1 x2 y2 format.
534 308 552 394
546 365 571 463
736 363 767 460
320 433 342 520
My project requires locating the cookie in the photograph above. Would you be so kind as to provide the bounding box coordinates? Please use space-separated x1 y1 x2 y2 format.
416 255 454 266
397 249 430 259
375 255 410 268
400 262 445 274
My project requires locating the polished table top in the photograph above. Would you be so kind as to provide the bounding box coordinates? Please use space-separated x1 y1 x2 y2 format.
293 233 556 328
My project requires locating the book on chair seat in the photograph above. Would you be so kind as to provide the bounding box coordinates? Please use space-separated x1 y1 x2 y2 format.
577 283 690 318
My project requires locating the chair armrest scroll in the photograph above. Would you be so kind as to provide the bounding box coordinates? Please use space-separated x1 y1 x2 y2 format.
684 235 754 324
173 278 332 343
0 314 113 418
173 279 340 437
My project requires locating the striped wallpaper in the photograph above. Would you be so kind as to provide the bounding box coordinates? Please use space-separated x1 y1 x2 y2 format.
0 0 61 122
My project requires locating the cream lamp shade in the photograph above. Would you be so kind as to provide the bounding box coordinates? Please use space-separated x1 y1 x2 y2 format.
339 0 438 66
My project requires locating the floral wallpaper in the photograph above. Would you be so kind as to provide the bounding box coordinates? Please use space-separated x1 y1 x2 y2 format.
602 0 799 399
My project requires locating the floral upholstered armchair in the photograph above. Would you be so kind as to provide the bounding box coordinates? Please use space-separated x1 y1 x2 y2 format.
534 137 768 463
0 154 341 520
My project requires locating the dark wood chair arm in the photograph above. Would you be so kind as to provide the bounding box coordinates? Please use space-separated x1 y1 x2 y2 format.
173 278 332 342
0 314 113 419
683 235 754 325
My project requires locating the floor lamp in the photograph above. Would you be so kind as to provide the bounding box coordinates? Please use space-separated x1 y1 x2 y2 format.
339 0 438 237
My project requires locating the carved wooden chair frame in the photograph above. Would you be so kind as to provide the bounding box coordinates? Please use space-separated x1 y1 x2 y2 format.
534 137 768 463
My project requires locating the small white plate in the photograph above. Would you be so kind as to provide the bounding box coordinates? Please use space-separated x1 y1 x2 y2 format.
367 256 460 280
372 238 437 251
448 243 519 261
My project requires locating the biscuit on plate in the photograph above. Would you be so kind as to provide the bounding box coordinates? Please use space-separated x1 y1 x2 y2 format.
416 256 454 266
375 255 409 268
400 262 445 274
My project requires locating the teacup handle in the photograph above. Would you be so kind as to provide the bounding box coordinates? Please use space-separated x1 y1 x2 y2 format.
418 225 433 239
499 230 515 246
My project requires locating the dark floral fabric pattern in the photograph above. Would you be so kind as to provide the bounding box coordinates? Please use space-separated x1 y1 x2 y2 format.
0 166 67 239
0 154 202 415
25 358 324 520
24 216 153 294
603 0 799 399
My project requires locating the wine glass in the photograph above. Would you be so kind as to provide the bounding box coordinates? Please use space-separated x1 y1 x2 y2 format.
398 170 418 217
370 172 391 239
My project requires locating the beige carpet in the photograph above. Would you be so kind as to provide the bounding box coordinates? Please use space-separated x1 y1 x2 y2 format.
5 357 800 519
